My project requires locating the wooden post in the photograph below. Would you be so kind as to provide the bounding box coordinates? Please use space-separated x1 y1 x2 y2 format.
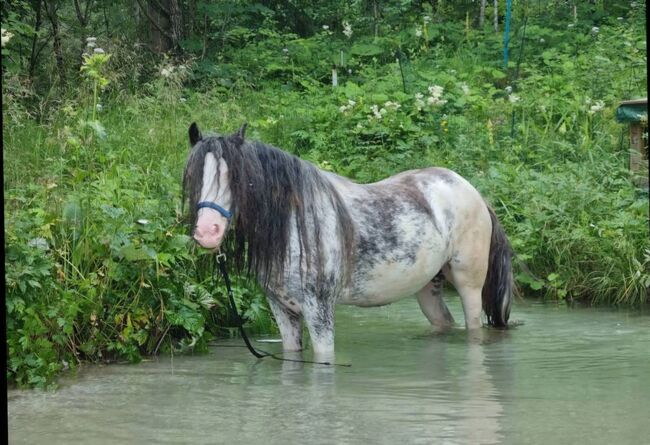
629 123 648 187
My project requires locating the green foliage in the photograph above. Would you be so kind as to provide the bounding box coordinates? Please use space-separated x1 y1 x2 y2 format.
3 0 648 388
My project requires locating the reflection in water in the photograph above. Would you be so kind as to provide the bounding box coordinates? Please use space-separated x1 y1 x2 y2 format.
8 299 650 445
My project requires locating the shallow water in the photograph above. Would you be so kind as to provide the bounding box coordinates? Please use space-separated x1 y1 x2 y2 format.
8 298 650 445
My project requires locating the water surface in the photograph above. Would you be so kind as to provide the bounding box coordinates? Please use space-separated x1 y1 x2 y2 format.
8 298 650 444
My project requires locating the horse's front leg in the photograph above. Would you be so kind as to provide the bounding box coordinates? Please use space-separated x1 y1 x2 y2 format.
267 294 303 352
303 295 335 359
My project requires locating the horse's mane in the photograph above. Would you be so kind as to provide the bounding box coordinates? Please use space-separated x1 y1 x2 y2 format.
183 133 355 289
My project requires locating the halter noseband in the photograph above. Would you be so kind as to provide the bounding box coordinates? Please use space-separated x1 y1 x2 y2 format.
197 201 233 220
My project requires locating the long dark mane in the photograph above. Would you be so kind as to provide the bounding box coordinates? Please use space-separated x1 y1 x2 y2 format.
183 131 355 289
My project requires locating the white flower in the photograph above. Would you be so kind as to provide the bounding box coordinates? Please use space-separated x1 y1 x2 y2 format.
282 47 289 54
415 26 423 38
591 26 599 34
505 85 513 94
370 105 383 120
1 28 14 47
617 17 624 21
509 94 520 103
28 237 49 250
137 219 149 225
460 82 470 95
86 36 97 43
539 38 545 43
161 68 171 78
86 41 96 48
322 25 329 30
343 21 353 38
428 85 444 98
93 47 105 54
427 96 447 106
180 97 187 103
423 16 431 23
384 100 401 110
589 100 605 114
339 99 357 113
415 92 424 100
96 103 103 112
568 23 575 28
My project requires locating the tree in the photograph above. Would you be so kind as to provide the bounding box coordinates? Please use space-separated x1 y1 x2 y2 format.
43 0 65 85
135 0 183 53
479 0 487 28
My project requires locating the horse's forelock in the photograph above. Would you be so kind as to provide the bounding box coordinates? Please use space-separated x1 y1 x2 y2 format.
182 137 224 229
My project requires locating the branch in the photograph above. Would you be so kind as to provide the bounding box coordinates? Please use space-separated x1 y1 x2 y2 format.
83 0 93 22
136 0 173 39
73 0 86 25
149 0 171 18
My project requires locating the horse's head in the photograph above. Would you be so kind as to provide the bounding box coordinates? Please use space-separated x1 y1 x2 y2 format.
183 122 246 250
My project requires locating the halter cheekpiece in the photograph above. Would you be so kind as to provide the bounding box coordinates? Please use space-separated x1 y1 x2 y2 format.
197 201 233 220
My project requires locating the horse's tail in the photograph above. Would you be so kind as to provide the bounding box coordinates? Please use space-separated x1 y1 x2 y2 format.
482 205 513 328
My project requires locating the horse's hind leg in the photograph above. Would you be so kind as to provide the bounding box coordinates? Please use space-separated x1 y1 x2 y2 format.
445 238 490 331
267 295 303 352
417 274 455 329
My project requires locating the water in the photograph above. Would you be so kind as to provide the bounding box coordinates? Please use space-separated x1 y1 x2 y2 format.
8 298 650 445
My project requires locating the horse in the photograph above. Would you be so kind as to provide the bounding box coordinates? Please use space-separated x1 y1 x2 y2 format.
183 122 513 359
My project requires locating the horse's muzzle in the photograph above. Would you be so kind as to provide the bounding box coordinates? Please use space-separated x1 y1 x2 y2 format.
193 223 224 249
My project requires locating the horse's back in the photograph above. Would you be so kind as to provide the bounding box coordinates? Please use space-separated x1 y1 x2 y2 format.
332 166 491 306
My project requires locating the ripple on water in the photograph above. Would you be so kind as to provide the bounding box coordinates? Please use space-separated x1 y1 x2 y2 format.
8 298 650 445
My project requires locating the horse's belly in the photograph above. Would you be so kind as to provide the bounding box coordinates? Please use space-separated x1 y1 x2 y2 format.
340 244 446 307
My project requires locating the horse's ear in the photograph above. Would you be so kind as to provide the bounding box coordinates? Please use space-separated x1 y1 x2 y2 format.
189 122 202 147
236 122 248 139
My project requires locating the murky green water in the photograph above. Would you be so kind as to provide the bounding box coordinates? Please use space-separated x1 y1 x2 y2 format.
8 298 650 444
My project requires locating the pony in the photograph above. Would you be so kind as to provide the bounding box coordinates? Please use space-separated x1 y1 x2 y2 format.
183 122 513 359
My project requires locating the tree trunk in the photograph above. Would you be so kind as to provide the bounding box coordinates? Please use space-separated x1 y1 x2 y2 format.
28 0 43 81
373 0 379 38
74 0 93 67
136 0 182 53
479 0 487 27
494 0 498 32
103 2 110 36
188 0 196 36
169 0 181 48
44 0 66 86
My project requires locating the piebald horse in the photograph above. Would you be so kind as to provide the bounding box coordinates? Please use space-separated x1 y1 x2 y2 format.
183 123 513 359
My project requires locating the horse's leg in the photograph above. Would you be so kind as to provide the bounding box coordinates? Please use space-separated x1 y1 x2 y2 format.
445 225 491 331
416 274 455 329
303 296 335 359
267 296 303 352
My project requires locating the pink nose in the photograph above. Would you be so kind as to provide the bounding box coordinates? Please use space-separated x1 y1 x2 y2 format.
193 224 223 247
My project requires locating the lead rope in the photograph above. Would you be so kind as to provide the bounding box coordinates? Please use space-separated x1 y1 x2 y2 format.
213 253 351 367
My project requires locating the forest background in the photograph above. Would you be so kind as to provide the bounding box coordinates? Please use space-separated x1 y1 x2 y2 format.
3 0 648 388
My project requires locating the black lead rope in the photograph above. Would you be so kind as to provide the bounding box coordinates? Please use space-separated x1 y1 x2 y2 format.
213 254 351 368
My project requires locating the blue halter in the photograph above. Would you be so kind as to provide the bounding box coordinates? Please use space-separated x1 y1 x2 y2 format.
196 201 233 220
